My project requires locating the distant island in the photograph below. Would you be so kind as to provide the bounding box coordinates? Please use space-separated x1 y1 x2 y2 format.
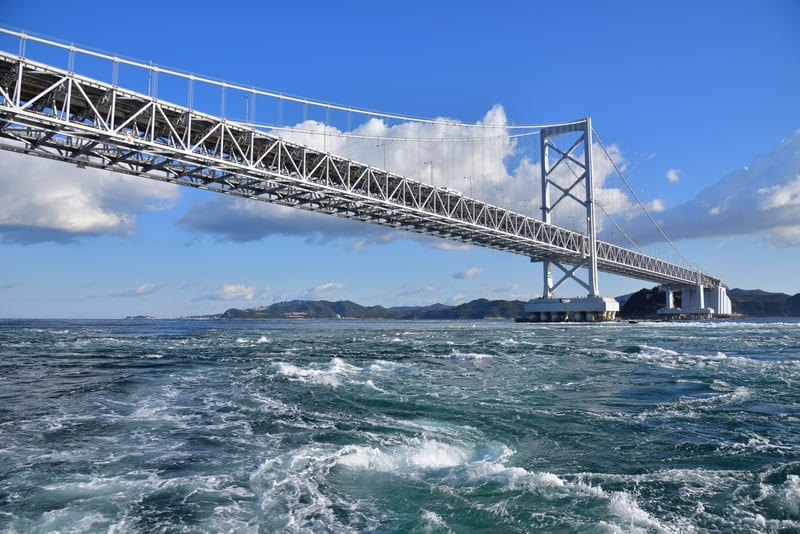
164 288 800 321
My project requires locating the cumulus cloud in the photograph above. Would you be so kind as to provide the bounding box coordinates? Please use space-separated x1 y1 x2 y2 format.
757 174 800 210
218 284 255 300
647 199 666 213
194 284 256 301
453 267 484 279
614 130 800 247
303 282 345 299
174 106 646 248
666 169 681 183
0 150 179 244
111 283 160 298
176 105 524 247
8 105 795 253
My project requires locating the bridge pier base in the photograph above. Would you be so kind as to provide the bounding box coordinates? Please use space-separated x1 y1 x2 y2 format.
657 284 731 320
516 296 619 323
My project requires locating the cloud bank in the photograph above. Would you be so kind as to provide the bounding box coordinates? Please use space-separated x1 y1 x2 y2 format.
613 130 800 247
0 150 179 244
2 108 798 251
176 105 524 247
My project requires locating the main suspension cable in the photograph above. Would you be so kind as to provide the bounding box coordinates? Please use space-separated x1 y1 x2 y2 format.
592 127 696 270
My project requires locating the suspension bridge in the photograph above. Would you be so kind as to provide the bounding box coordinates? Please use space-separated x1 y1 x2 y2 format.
0 28 730 321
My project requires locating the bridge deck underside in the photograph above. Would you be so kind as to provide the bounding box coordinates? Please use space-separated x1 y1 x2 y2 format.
0 53 720 288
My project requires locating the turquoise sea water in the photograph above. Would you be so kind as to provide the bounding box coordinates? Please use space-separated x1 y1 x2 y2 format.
1 318 799 533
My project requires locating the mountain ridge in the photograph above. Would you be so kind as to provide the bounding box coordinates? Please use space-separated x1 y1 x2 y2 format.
202 288 800 320
219 298 527 320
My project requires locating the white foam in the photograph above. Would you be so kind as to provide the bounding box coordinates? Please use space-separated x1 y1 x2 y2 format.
639 344 680 357
781 474 800 517
607 490 675 533
422 350 493 361
461 460 567 493
270 357 361 388
361 360 406 373
363 379 387 393
337 439 472 472
270 357 411 390
450 351 492 360
251 448 346 533
420 509 450 532
729 432 794 454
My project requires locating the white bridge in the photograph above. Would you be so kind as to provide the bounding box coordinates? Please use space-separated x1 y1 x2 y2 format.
0 29 730 320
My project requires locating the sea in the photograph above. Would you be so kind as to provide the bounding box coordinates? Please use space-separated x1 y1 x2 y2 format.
1 318 799 533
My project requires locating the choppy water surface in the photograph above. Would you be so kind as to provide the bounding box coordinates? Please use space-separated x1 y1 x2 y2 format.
1 318 799 533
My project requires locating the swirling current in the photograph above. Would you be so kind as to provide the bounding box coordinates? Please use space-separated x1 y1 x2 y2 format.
1 318 799 533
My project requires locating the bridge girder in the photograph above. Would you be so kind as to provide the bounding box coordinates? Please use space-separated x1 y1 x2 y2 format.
0 51 722 289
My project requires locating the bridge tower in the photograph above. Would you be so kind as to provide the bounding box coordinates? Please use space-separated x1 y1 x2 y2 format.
519 117 619 322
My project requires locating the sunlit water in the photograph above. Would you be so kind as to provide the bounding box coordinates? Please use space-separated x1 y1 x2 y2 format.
1 318 799 533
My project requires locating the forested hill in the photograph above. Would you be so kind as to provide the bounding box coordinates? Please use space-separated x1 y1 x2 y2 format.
221 299 527 320
205 288 800 320
727 289 800 317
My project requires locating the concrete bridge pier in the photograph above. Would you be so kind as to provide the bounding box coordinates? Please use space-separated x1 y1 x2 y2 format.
658 284 731 320
518 296 619 323
518 118 620 323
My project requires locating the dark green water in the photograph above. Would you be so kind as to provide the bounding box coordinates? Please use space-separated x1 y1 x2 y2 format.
1 318 799 532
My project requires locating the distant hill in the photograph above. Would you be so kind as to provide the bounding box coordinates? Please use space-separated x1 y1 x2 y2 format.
185 288 800 321
221 298 527 320
728 288 800 317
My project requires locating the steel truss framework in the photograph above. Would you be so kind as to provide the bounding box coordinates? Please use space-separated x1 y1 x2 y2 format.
0 51 721 288
539 119 601 298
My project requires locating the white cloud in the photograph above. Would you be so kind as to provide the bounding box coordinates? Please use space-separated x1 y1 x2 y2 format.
666 169 681 183
304 282 345 299
0 150 179 243
175 104 636 249
616 130 800 247
9 107 795 254
177 105 523 247
647 199 666 212
757 174 800 210
453 267 484 279
116 283 159 297
426 240 472 251
215 284 255 300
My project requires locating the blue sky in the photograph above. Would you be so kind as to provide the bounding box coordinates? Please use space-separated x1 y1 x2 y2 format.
1 1 799 318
